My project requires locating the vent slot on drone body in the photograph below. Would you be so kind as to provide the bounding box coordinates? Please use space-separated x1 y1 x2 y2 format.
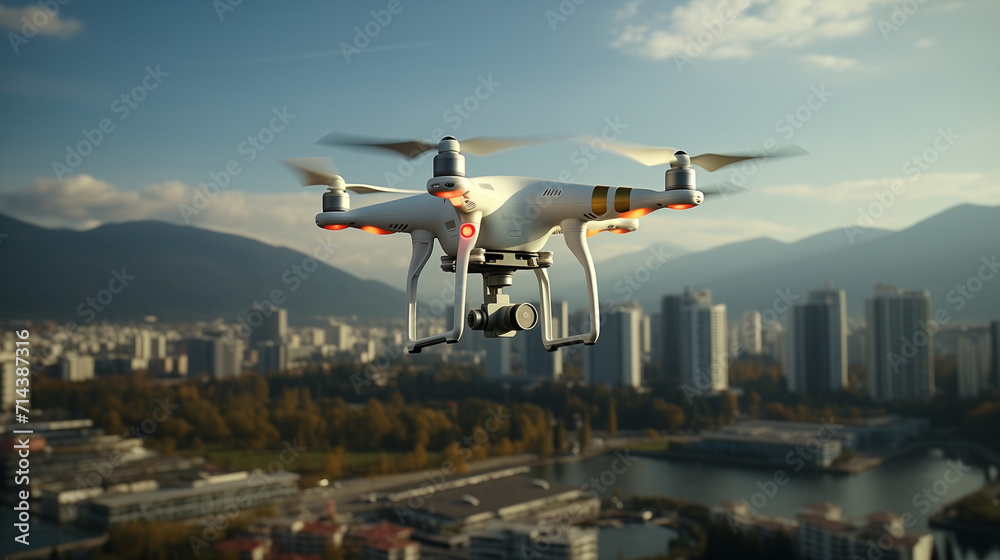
583 212 599 220
542 188 563 197
388 223 409 231
445 219 457 231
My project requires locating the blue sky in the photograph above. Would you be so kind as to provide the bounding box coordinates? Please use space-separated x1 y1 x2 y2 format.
1 0 998 282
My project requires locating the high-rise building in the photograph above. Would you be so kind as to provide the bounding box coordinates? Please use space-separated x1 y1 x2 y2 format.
181 337 243 379
865 286 934 402
956 335 986 399
257 341 288 374
524 301 567 379
214 337 244 380
677 289 728 393
150 334 167 359
847 327 866 367
132 330 151 360
740 310 763 356
585 307 642 387
787 286 847 394
484 338 513 379
327 323 353 351
660 295 683 378
763 320 786 366
251 306 287 347
59 352 95 381
991 321 1000 389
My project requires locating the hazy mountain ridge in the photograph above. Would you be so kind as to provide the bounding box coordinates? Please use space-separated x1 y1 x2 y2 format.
2 204 997 324
557 204 999 321
0 215 403 323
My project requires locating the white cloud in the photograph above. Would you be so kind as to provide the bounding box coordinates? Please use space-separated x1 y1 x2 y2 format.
799 53 859 70
0 4 82 38
761 172 995 204
610 0 891 62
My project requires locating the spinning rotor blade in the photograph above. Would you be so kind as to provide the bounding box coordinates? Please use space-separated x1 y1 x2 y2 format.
283 157 340 187
282 158 419 194
459 134 569 157
318 132 567 159
317 133 435 159
577 137 806 171
699 182 748 196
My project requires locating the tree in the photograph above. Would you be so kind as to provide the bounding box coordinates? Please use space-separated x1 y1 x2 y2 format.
578 413 591 452
554 419 567 453
322 447 345 479
538 411 554 459
607 399 618 437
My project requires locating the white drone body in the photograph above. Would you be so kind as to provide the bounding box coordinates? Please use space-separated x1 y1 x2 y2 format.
287 134 793 353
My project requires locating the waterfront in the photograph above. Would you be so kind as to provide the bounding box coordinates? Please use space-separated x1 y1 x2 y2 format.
532 446 1000 560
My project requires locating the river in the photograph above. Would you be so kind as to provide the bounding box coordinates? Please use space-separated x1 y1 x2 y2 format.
531 446 1000 560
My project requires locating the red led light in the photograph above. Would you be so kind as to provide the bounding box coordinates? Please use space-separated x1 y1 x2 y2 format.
460 223 476 239
360 226 395 235
322 224 348 231
667 204 695 210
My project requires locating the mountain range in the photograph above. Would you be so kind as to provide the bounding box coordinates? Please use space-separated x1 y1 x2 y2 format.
1 203 997 325
0 215 402 323
554 203 999 321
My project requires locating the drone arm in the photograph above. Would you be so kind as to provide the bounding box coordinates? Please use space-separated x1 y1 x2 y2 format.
534 219 600 351
406 214 482 353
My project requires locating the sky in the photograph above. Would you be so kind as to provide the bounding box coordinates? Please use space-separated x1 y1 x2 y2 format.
1 0 998 285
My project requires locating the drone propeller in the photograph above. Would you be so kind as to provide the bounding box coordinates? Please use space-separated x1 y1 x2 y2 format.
575 137 806 171
282 158 418 194
699 182 748 196
318 132 568 159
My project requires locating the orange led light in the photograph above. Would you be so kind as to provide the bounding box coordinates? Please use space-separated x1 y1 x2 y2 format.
667 204 695 210
321 224 348 231
610 228 631 234
587 229 601 237
620 208 653 219
433 189 465 199
460 223 476 239
449 196 464 207
360 225 395 235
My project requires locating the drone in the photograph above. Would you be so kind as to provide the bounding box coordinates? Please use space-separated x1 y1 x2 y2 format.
284 133 799 353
